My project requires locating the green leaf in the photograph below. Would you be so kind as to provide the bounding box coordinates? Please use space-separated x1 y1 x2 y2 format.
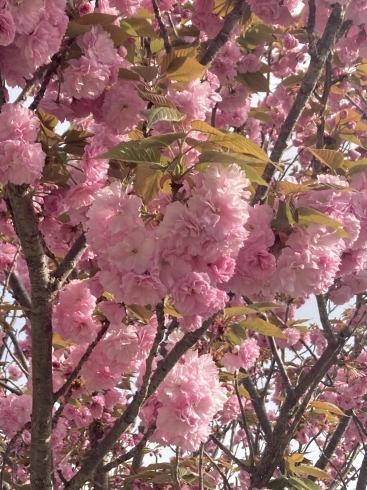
75 13 119 25
346 158 367 175
197 151 268 186
225 306 258 317
118 67 141 81
191 123 270 162
99 142 161 164
66 21 91 38
37 108 58 130
138 132 187 148
339 132 366 148
120 20 139 37
137 87 177 109
229 323 248 340
248 109 275 124
308 149 344 171
241 24 276 46
140 107 186 130
240 318 286 338
150 38 164 53
267 477 289 490
236 71 270 93
131 65 159 82
208 133 269 161
281 74 304 87
103 25 131 46
225 303 285 317
158 46 198 74
295 465 332 480
64 129 94 144
135 163 164 204
288 477 320 490
309 401 345 416
128 17 157 38
166 56 207 83
126 304 153 323
41 163 71 188
297 207 349 238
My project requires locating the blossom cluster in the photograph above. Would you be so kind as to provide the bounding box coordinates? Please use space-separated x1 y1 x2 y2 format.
0 104 44 185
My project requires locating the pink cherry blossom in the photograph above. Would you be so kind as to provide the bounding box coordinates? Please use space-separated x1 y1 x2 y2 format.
0 103 39 142
0 140 45 185
0 9 15 46
63 57 110 100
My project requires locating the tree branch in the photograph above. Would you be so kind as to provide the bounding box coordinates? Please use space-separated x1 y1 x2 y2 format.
6 184 53 490
64 313 218 490
8 272 32 313
51 232 88 291
253 3 346 204
101 425 156 473
251 337 345 488
209 435 251 472
316 294 338 345
268 337 293 394
356 450 367 490
200 0 248 66
241 372 273 444
313 410 352 474
151 0 171 54
53 321 110 401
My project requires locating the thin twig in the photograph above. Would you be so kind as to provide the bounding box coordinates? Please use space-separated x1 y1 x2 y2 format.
234 376 255 468
51 232 88 291
101 425 156 473
204 450 231 490
0 379 22 395
199 443 204 490
253 3 346 204
316 295 337 345
151 0 171 54
53 321 110 401
268 337 293 394
200 0 248 66
209 435 252 472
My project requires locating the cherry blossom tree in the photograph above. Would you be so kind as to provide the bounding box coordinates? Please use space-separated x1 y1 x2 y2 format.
2 0 367 489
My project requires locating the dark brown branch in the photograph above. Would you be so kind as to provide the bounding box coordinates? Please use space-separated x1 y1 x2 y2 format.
209 435 252 472
151 0 172 54
251 337 345 488
316 294 337 345
313 54 332 174
6 329 29 374
15 64 49 105
8 272 31 312
307 0 317 56
53 321 110 401
200 0 248 66
65 313 218 490
313 410 352 474
0 379 23 395
7 184 53 490
51 232 88 290
204 450 231 490
241 373 273 443
268 337 293 393
357 451 367 490
253 3 346 204
101 425 156 473
235 377 255 468
0 76 6 110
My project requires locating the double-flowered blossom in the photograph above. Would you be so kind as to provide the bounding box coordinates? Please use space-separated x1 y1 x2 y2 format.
0 103 44 185
141 351 226 451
